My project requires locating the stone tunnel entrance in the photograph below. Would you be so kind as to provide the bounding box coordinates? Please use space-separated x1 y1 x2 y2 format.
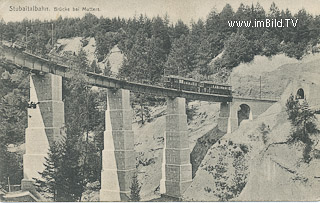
296 88 304 99
237 104 252 126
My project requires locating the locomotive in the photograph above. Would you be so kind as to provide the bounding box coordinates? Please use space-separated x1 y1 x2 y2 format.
164 75 232 96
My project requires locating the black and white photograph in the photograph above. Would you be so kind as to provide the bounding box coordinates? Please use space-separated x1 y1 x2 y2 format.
0 0 320 201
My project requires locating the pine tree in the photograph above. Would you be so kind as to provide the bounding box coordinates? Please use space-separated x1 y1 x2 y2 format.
60 137 84 201
74 49 89 72
147 36 166 83
129 173 141 202
34 141 65 201
90 60 101 74
104 60 112 76
218 32 255 69
196 37 212 78
165 35 197 76
119 28 149 82
172 20 189 40
61 52 104 201
151 16 171 55
0 67 28 188
286 94 320 163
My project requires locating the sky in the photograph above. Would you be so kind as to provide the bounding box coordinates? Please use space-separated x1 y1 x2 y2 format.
1 0 320 24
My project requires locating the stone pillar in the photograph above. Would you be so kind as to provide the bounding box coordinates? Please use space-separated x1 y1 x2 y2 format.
218 102 238 133
100 89 135 201
160 97 192 198
21 73 64 191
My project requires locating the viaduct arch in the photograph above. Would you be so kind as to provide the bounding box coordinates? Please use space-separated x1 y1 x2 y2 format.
218 97 275 133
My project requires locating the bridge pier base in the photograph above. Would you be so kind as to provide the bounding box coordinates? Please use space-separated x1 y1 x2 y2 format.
218 102 237 133
21 73 64 191
100 89 135 201
160 97 192 198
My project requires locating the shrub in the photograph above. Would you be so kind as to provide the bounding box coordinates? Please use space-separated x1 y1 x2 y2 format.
130 173 141 202
286 94 320 163
204 186 212 193
239 144 249 154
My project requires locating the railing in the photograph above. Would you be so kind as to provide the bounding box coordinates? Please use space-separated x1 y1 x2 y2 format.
0 44 233 102
233 93 280 102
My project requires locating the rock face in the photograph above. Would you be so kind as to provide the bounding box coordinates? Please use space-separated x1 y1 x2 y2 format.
50 37 124 74
183 55 320 201
132 101 221 201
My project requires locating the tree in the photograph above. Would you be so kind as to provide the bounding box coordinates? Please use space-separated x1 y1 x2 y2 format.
34 141 65 201
151 16 171 55
260 31 281 57
195 37 213 78
0 66 28 188
131 94 151 125
72 49 89 72
146 36 166 83
90 60 101 74
217 32 255 69
259 122 270 144
0 142 22 189
60 137 84 201
190 19 206 45
60 52 104 201
165 34 197 76
172 20 189 40
119 28 149 82
104 60 112 76
286 94 320 163
129 173 141 202
34 137 89 201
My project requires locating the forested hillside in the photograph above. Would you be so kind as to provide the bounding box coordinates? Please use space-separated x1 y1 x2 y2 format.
1 2 320 201
1 2 320 84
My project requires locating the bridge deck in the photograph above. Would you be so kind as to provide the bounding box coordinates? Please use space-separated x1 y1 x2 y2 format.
0 45 232 102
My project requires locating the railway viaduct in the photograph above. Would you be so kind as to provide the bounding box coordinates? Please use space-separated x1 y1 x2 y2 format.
1 45 278 201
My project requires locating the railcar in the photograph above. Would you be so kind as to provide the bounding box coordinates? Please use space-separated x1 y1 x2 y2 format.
164 75 232 96
202 81 232 95
164 75 199 92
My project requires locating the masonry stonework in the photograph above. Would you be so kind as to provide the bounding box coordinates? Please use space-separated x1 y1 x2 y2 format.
22 73 64 191
218 99 275 133
100 89 135 201
291 80 320 110
160 97 192 198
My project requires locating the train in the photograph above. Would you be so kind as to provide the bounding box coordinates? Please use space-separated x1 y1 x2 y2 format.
164 75 232 96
